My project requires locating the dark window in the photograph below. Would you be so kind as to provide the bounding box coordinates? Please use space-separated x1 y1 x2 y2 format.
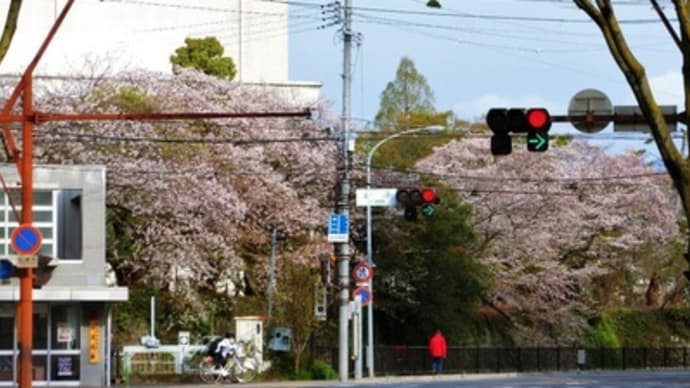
0 317 12 349
51 355 80 381
57 190 82 260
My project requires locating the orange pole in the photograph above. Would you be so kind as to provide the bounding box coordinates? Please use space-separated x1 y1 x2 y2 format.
18 76 33 388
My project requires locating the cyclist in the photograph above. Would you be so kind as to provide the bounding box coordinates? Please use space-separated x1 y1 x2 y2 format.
214 332 237 375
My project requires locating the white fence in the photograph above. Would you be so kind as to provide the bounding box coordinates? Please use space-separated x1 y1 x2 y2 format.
121 345 206 375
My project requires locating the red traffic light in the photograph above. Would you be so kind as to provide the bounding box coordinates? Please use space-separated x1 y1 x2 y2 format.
526 108 551 131
421 188 438 204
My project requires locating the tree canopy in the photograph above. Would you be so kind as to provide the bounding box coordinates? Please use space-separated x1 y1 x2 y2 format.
170 37 237 80
426 0 690 295
374 56 436 129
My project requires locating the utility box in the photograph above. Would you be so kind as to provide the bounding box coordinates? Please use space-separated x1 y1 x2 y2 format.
178 331 190 345
268 326 292 352
234 316 264 366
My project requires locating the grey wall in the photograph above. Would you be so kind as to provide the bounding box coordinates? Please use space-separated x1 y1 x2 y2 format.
0 164 106 287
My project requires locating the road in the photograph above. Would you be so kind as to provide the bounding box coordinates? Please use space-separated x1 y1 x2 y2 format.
121 370 690 387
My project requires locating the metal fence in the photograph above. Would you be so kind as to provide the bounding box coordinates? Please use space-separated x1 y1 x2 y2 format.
345 346 690 376
113 346 690 380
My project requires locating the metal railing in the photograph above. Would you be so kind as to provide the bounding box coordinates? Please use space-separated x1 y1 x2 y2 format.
369 346 690 375
113 346 690 380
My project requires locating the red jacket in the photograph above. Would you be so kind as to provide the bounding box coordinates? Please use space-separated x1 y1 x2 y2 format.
428 332 447 358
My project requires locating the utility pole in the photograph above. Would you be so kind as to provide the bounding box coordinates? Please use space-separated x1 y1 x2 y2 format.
266 228 279 325
336 0 353 382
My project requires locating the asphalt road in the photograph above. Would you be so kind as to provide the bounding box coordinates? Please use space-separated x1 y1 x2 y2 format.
121 370 690 387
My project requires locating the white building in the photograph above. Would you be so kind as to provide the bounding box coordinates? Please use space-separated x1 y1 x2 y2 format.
2 0 289 81
0 0 321 104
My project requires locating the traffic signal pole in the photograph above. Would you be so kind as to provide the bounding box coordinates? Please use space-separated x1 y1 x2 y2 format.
18 75 34 388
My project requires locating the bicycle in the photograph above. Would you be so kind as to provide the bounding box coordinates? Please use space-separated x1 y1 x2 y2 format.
199 342 258 384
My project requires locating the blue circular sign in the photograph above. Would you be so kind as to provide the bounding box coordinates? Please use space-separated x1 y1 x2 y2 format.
11 224 43 256
0 259 14 280
353 287 372 306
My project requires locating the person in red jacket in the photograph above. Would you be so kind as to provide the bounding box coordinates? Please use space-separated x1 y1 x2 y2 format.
428 329 447 374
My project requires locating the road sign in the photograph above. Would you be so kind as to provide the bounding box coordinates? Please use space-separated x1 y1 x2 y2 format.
568 88 613 133
327 213 349 243
353 286 372 306
352 262 373 283
11 224 42 257
355 188 397 207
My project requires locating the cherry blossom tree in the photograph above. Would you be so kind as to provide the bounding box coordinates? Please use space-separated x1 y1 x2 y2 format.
416 138 683 343
0 69 338 324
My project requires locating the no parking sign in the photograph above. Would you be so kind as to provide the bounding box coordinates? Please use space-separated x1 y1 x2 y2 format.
353 286 372 306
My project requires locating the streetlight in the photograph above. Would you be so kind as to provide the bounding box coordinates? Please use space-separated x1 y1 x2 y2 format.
364 125 443 377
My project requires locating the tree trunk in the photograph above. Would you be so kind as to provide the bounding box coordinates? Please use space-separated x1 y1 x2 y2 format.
645 273 660 307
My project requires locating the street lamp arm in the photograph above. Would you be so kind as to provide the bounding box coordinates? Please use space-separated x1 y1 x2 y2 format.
366 126 442 187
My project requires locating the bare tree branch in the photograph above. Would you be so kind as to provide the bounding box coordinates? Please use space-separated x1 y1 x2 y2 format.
0 0 22 65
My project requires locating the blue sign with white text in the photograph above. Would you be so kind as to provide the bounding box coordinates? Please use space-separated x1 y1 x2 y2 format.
327 213 349 242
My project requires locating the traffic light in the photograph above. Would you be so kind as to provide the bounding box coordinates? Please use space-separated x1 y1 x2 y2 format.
0 259 15 280
525 108 551 152
396 188 440 220
34 255 57 289
0 256 56 287
486 108 511 155
420 188 440 217
486 108 552 154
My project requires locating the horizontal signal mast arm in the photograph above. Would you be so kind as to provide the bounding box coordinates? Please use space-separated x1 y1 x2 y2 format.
550 113 685 125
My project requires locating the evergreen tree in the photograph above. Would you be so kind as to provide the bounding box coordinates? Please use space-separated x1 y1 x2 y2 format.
170 37 237 80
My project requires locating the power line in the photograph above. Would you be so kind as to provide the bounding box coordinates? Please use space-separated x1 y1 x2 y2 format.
34 129 337 145
265 0 671 24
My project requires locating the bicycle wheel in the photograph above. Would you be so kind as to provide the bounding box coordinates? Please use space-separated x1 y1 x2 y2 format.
199 359 214 383
213 370 227 385
233 358 257 383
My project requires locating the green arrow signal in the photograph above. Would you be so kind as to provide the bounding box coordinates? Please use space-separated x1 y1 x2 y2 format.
527 131 547 151
421 204 435 217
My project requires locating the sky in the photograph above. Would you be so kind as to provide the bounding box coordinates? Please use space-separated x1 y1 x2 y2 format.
0 0 684 158
287 0 686 155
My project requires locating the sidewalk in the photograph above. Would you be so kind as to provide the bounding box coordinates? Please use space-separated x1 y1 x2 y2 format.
119 372 520 387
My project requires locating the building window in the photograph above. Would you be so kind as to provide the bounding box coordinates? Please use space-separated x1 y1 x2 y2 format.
0 317 12 350
51 355 79 381
0 189 82 261
0 316 12 382
0 355 11 382
57 190 82 260
51 305 80 350
49 304 81 382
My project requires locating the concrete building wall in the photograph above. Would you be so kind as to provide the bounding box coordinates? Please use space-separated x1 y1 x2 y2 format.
0 164 106 287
